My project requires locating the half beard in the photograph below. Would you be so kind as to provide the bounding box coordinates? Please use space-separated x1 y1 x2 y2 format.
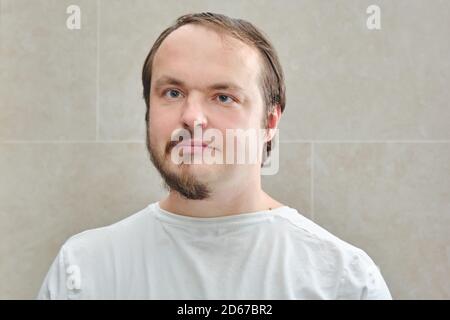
146 134 211 200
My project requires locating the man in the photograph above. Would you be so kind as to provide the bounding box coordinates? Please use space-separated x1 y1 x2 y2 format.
37 12 392 299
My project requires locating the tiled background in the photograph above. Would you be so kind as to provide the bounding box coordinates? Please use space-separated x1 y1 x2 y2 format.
1 0 449 299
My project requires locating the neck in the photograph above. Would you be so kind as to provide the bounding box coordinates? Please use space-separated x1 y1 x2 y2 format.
159 172 282 218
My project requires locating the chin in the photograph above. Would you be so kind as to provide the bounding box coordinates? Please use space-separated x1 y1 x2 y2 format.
179 162 212 171
181 162 220 177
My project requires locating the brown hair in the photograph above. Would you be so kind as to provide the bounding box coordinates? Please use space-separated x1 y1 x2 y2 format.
142 12 285 163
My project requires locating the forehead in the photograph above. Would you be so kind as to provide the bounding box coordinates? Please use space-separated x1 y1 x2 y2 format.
152 24 262 90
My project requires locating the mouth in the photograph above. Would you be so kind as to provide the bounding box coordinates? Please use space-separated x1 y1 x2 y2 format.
177 140 210 148
178 140 211 154
166 138 222 158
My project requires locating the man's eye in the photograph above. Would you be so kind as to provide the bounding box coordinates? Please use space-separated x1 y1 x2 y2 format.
162 90 235 104
216 94 235 104
164 89 182 99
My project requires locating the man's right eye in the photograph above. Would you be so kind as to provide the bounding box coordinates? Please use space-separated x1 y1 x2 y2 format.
163 89 182 99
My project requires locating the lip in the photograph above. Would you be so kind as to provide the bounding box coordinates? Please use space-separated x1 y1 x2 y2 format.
177 140 210 148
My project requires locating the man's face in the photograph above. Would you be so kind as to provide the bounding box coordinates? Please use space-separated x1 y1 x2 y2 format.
147 24 266 200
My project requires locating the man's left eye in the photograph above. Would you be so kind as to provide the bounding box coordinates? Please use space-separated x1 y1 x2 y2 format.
217 95 234 104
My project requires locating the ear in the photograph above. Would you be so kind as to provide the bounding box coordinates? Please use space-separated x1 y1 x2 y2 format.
265 104 282 142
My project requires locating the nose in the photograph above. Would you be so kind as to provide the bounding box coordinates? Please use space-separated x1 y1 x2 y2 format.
180 93 208 131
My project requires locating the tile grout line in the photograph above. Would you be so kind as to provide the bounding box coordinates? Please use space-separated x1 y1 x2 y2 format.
1 140 450 144
280 140 450 143
0 140 146 144
0 1 2 51
310 142 315 222
0 1 3 63
95 0 100 141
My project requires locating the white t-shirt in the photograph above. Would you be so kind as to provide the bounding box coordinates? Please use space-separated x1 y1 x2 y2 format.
37 202 392 299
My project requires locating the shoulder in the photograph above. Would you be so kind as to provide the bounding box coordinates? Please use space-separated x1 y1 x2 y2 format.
64 203 154 252
274 206 366 257
273 207 392 299
37 203 156 299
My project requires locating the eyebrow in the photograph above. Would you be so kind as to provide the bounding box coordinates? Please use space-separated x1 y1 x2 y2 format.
153 75 246 95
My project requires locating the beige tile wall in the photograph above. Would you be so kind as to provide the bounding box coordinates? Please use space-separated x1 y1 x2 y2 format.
1 0 449 299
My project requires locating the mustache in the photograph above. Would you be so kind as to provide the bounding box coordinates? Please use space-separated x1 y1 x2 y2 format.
166 139 180 154
165 137 216 154
165 127 192 155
